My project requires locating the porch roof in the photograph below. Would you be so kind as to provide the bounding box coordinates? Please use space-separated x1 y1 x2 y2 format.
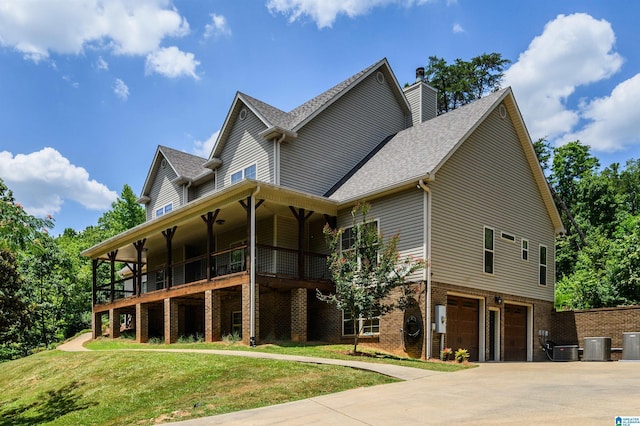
82 180 339 261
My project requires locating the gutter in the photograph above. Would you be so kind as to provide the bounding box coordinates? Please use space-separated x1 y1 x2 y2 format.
418 179 432 359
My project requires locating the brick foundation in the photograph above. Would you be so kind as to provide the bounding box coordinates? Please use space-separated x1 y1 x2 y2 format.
109 308 121 338
242 283 259 345
164 298 178 344
92 312 103 339
291 288 308 342
136 303 148 343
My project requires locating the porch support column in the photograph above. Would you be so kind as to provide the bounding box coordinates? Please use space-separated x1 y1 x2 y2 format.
136 303 148 343
107 250 118 302
291 288 308 342
164 298 178 344
109 308 121 338
133 239 146 296
92 311 103 339
240 196 264 348
162 227 177 289
201 210 220 281
204 290 221 342
91 258 98 306
290 207 313 279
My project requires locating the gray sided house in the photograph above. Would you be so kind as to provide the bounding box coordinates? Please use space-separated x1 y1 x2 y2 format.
84 58 563 361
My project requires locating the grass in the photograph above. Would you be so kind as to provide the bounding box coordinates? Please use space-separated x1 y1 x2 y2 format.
86 337 474 373
0 349 396 425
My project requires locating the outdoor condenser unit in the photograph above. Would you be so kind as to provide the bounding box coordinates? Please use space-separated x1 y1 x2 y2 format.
552 345 579 361
583 337 611 361
622 332 640 361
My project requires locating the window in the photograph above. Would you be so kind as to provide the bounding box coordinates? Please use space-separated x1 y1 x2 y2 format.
521 239 529 261
230 164 257 184
484 226 494 274
501 232 515 242
229 240 246 273
155 203 173 218
539 245 548 286
231 311 242 337
341 220 379 267
155 267 165 291
342 311 380 336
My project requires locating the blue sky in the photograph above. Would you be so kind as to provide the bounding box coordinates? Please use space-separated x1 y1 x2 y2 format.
1 0 639 233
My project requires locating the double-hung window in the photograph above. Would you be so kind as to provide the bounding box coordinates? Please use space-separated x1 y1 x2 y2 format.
521 239 529 261
230 164 257 185
539 245 548 285
155 203 173 218
484 226 495 274
340 220 381 336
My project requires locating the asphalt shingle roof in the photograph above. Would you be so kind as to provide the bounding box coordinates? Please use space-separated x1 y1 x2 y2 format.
159 145 208 180
328 88 509 201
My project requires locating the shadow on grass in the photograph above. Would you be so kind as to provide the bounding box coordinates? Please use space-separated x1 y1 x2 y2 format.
0 381 97 425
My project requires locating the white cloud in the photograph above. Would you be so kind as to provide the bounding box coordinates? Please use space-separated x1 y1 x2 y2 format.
0 148 117 218
193 130 220 158
145 46 200 79
562 74 640 152
204 14 232 39
452 23 464 33
97 56 109 70
113 78 130 101
504 13 623 140
266 0 430 29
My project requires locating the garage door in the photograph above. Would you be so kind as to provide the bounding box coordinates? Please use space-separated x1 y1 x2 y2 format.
446 296 479 361
504 304 528 361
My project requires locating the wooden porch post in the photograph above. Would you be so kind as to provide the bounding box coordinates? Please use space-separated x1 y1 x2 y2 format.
201 210 220 281
107 250 118 303
133 239 146 296
290 207 314 279
92 258 98 306
162 227 177 289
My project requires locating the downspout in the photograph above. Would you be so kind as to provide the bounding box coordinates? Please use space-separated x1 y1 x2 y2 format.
183 179 193 204
274 133 285 185
418 179 432 359
249 185 261 347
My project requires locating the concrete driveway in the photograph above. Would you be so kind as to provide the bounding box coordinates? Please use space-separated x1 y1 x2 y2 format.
176 361 640 425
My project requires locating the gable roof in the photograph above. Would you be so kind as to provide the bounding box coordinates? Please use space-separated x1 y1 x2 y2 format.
328 88 564 233
139 145 211 200
210 58 411 159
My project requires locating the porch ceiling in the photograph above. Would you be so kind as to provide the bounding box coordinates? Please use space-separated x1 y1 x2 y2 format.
83 180 338 262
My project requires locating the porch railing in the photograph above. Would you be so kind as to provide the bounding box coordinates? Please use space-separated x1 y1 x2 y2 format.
94 244 330 304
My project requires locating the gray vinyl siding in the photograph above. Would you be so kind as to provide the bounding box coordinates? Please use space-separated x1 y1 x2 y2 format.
146 157 182 222
194 179 216 200
430 105 556 301
274 216 298 250
218 108 273 189
404 83 437 127
337 189 425 282
280 72 407 196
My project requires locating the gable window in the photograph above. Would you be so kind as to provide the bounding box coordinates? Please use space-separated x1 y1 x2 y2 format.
342 311 380 336
230 164 257 185
484 226 495 274
155 203 173 218
539 245 548 286
521 239 529 261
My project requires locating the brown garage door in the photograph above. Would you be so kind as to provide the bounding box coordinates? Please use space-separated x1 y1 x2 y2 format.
504 304 527 361
446 296 479 361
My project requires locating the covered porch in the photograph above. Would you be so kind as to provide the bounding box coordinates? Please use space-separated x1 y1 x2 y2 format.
84 181 339 346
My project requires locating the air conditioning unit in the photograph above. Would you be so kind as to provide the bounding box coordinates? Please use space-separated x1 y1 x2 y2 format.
583 337 611 361
622 332 640 361
553 345 579 361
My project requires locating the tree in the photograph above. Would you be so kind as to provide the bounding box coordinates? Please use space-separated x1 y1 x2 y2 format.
318 204 424 353
0 249 31 360
425 53 510 114
98 184 145 236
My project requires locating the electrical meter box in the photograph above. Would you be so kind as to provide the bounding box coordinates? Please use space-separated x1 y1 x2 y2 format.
435 304 446 334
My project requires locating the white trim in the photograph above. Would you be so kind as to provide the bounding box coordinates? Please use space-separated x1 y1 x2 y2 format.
539 244 548 286
500 231 516 242
488 307 501 361
446 292 486 362
503 300 534 362
521 238 529 261
483 226 495 275
230 162 257 185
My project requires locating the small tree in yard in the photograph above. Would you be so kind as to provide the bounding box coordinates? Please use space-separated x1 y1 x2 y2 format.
318 204 425 354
